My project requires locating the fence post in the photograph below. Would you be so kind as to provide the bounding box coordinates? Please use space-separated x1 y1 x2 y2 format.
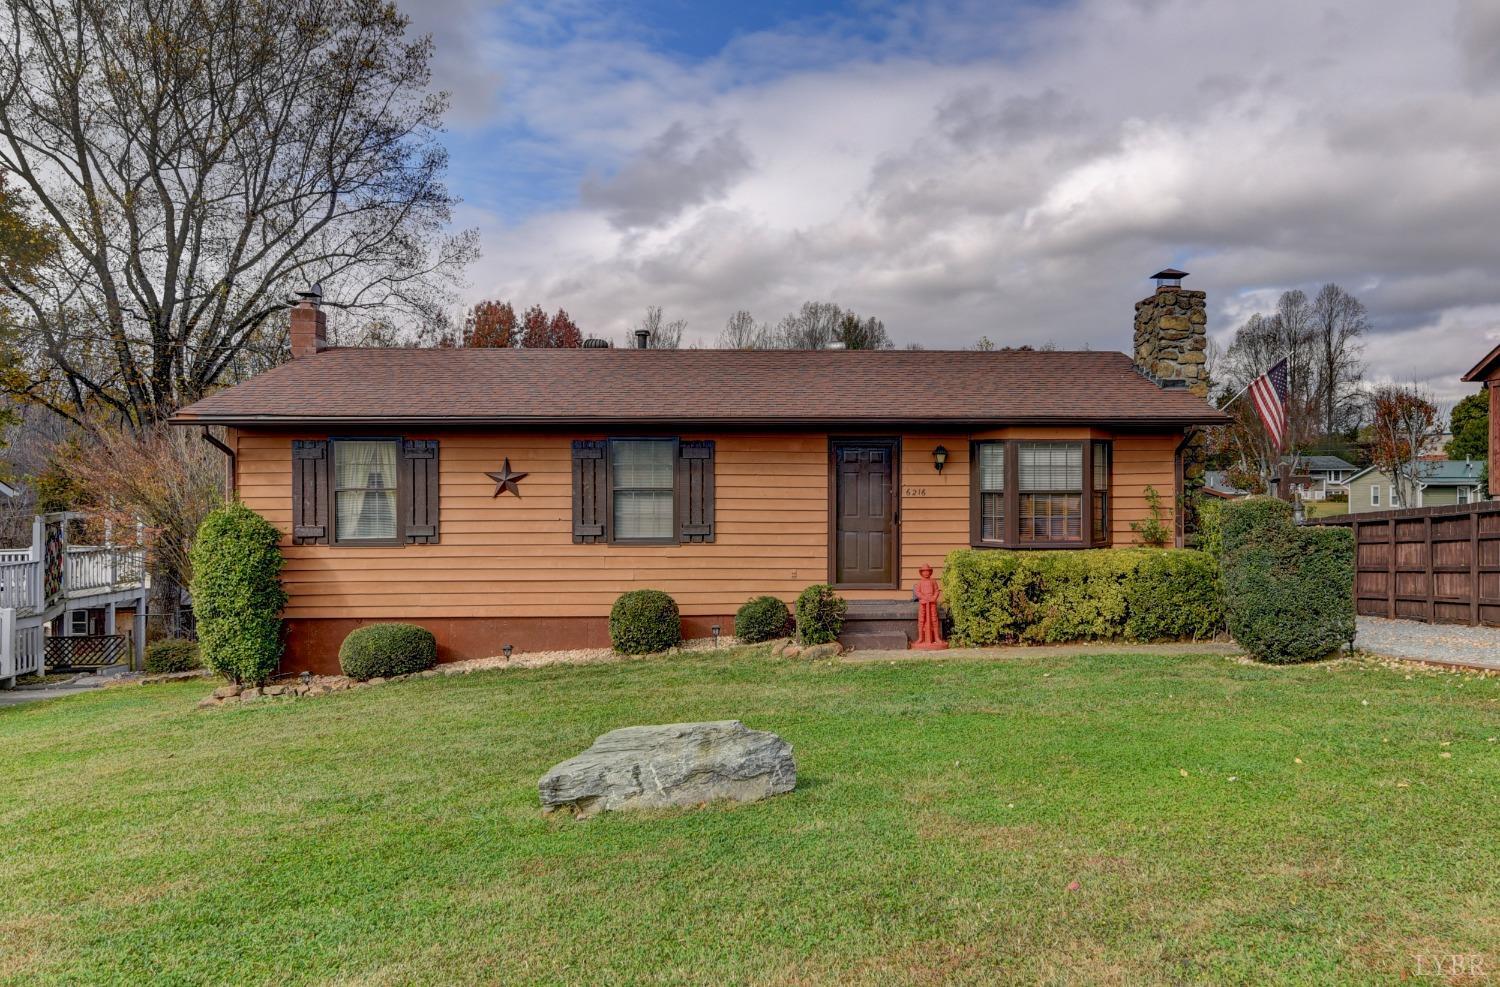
1423 515 1433 624
1475 509 1484 625
1 608 14 687
1385 516 1396 619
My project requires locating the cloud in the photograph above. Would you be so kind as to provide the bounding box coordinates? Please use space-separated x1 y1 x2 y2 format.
434 0 1499 403
580 123 753 229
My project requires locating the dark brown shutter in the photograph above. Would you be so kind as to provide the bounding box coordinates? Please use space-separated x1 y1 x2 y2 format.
401 439 440 544
291 440 329 545
677 440 715 543
572 440 607 543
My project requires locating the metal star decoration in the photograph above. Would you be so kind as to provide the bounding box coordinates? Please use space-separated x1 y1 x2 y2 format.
486 458 528 498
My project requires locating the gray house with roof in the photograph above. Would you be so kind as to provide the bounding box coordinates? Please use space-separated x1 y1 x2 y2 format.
1337 459 1486 513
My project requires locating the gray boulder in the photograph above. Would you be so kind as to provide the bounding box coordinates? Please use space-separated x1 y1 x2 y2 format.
539 720 795 818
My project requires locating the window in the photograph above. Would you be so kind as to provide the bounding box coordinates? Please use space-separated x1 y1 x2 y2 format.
333 440 399 543
1459 486 1471 504
1390 485 1401 508
1092 442 1110 542
971 439 1109 548
976 443 1005 543
67 610 89 636
610 439 675 541
1370 484 1380 507
1018 442 1083 542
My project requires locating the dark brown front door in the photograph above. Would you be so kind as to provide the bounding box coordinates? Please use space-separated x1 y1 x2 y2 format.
832 439 898 587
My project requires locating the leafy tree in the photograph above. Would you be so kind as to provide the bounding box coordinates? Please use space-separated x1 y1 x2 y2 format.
1446 391 1488 460
464 301 519 348
835 312 891 350
519 305 550 348
0 0 476 426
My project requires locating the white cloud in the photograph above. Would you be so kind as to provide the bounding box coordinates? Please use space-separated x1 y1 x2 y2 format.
427 0 1500 401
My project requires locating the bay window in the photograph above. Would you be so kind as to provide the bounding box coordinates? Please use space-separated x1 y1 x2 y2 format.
970 439 1112 548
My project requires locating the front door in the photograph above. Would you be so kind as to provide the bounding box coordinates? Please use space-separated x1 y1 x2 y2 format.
832 439 898 587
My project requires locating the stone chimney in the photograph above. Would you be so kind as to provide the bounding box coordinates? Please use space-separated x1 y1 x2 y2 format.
1133 268 1207 397
290 283 327 358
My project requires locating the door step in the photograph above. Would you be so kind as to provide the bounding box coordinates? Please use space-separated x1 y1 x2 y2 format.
839 599 917 651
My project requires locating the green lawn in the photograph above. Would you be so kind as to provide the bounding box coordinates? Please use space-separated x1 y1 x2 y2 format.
1 649 1496 985
1303 500 1350 519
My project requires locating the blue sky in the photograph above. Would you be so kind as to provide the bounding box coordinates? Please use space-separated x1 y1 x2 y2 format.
404 0 1500 403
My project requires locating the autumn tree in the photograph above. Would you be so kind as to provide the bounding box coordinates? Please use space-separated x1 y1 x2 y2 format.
0 0 476 427
464 301 519 348
1446 391 1489 460
1369 384 1442 508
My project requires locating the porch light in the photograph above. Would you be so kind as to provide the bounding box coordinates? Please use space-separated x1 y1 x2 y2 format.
932 445 949 473
502 644 513 659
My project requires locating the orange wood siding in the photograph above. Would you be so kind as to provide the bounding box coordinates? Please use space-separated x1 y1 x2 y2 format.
235 427 1183 621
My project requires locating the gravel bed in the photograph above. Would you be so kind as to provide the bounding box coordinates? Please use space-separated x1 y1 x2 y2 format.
432 636 743 675
1354 616 1500 670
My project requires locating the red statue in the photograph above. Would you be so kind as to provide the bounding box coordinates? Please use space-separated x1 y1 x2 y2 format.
913 563 947 650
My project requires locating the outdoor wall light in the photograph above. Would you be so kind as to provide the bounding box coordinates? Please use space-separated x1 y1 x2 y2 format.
502 644 514 659
932 445 949 473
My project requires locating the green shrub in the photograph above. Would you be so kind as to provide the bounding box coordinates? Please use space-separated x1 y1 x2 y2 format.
609 589 681 654
1221 498 1355 664
795 584 847 645
338 623 438 680
735 595 791 643
1129 485 1173 548
143 638 200 674
190 503 287 686
941 548 1223 647
1193 496 1227 563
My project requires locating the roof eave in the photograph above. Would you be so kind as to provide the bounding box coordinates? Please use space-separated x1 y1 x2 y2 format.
1462 343 1500 382
170 411 1231 428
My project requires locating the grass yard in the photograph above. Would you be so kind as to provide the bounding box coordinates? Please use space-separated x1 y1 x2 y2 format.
1303 500 1350 519
1 649 1496 985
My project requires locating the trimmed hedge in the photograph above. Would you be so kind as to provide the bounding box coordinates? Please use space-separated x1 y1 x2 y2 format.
609 589 681 654
144 638 200 674
190 503 287 686
795 584 846 645
338 623 438 680
1221 498 1355 664
941 548 1224 647
735 595 791 643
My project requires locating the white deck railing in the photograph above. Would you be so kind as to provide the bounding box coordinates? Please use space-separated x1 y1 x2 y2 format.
65 546 147 594
0 611 43 683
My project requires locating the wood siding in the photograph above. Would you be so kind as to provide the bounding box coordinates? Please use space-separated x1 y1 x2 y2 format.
235 427 1182 621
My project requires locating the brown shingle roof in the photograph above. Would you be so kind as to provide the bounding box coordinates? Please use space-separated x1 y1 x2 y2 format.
170 348 1229 426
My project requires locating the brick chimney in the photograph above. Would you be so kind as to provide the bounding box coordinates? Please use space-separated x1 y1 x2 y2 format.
290 283 326 358
1133 268 1207 397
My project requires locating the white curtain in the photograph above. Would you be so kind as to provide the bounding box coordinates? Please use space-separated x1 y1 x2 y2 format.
335 441 398 540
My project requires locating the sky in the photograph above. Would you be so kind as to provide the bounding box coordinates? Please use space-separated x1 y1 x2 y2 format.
399 0 1500 404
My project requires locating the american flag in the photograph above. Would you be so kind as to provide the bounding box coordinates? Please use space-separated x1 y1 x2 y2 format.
1249 357 1290 450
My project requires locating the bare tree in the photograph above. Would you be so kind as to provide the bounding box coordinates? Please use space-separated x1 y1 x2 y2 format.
0 0 477 427
1309 283 1367 436
835 311 892 350
717 310 769 349
631 306 686 349
775 301 845 349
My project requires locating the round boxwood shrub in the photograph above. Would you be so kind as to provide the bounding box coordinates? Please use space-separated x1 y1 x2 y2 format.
795 584 846 645
338 623 438 680
609 589 681 654
190 503 287 686
735 595 791 643
143 638 200 674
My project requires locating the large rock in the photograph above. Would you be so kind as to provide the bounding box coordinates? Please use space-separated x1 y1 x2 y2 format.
538 721 795 818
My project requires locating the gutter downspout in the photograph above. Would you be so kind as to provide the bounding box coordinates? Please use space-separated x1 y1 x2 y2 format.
200 426 236 500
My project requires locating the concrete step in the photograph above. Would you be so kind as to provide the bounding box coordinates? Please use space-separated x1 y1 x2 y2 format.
840 632 912 652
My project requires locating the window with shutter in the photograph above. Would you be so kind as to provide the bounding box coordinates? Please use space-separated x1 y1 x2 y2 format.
401 440 440 544
677 440 715 543
572 440 607 543
291 439 329 545
970 438 1111 549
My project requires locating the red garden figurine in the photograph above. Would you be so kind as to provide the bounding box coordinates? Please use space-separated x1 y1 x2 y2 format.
912 563 947 650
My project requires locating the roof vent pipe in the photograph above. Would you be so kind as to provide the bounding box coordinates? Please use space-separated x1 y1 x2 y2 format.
634 329 650 349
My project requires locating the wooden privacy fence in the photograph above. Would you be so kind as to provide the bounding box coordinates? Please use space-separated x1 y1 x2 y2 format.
1308 501 1500 626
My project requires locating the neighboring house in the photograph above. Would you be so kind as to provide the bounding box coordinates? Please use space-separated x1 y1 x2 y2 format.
1338 459 1486 513
1284 455 1358 501
1462 344 1499 498
1202 470 1250 499
171 277 1228 672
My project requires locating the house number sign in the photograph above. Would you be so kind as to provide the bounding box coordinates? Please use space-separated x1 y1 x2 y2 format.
903 486 928 497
